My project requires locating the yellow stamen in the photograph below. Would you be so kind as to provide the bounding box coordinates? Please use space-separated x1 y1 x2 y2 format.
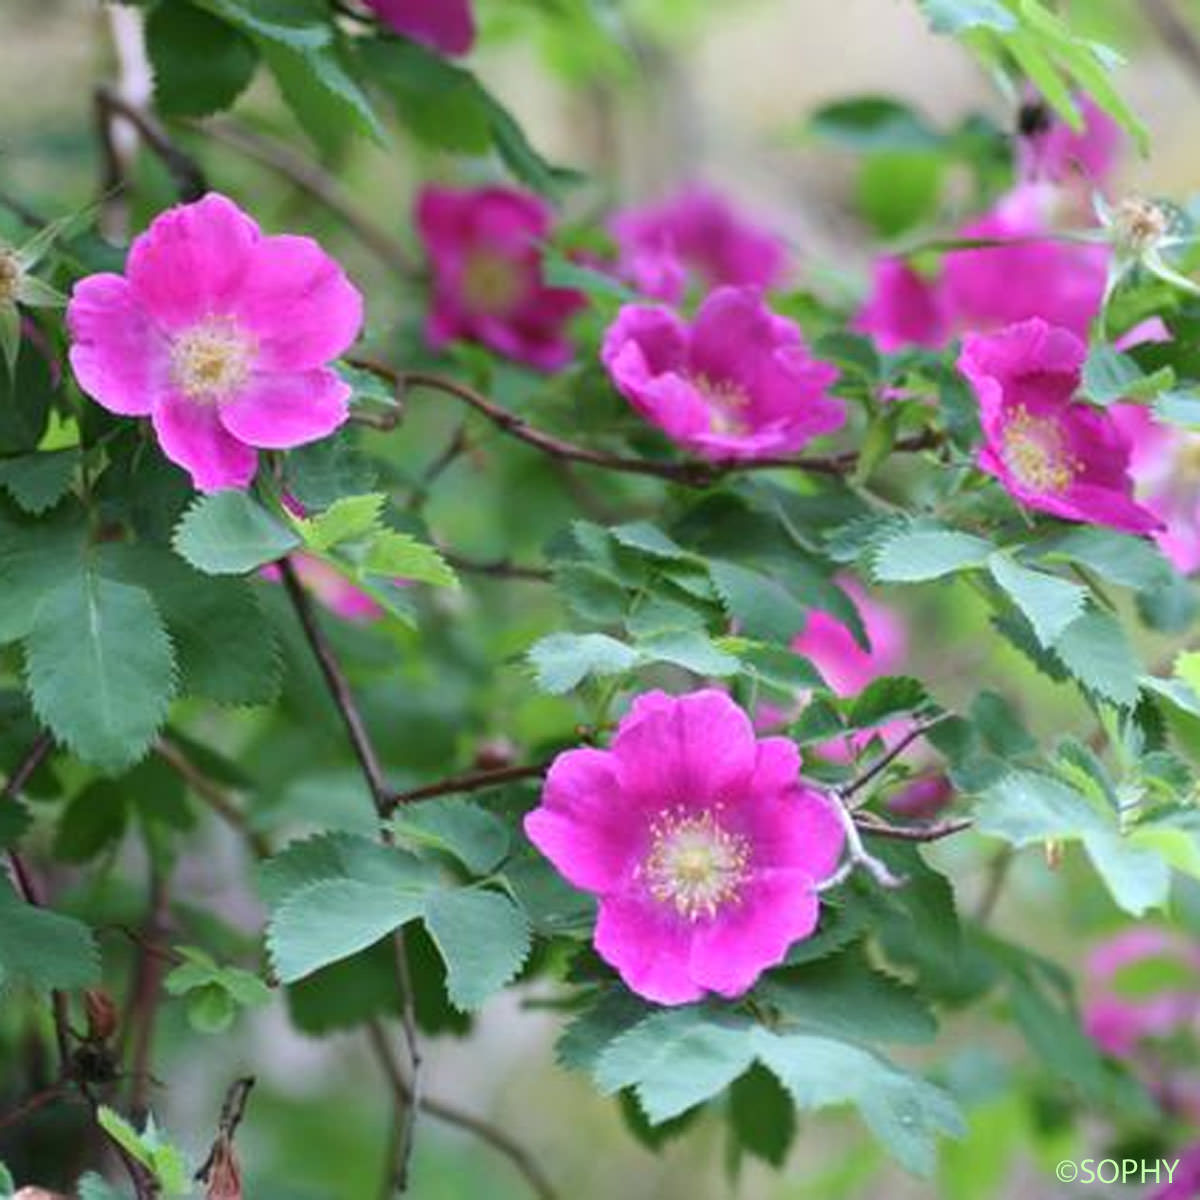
170 317 255 402
638 806 749 922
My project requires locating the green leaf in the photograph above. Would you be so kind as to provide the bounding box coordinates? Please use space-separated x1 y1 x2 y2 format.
0 497 87 644
100 544 280 705
0 879 100 992
359 530 456 587
1081 346 1173 405
709 561 809 642
917 0 1017 33
0 1162 13 1197
873 527 992 582
95 1109 189 1195
423 888 532 1010
300 492 385 552
0 449 78 514
394 799 511 875
637 631 740 678
192 0 330 50
54 780 129 863
755 1030 964 1176
528 632 638 694
77 1174 128 1200
173 491 301 575
268 878 426 983
1055 610 1141 707
809 96 941 151
595 1008 757 1123
146 0 259 117
846 676 931 729
729 1064 796 1168
975 770 1108 845
987 553 1087 648
26 573 176 771
1031 527 1172 591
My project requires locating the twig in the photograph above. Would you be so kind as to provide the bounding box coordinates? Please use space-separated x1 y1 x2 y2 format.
278 557 423 1190
195 1076 256 1186
193 118 418 276
974 845 1015 924
0 1083 69 1133
840 716 951 805
124 871 171 1119
408 423 470 512
94 85 207 204
440 552 553 583
365 1021 558 1200
155 739 271 860
852 814 974 842
385 761 551 814
350 360 943 488
823 796 907 890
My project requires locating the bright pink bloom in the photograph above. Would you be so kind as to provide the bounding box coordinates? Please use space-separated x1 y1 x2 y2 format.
856 186 1108 352
959 319 1160 534
1017 92 1122 186
1151 1142 1200 1200
943 186 1108 340
601 287 843 462
524 689 844 1005
67 194 362 492
611 186 788 303
854 257 950 353
364 0 475 56
262 555 385 623
1110 403 1200 574
416 185 584 371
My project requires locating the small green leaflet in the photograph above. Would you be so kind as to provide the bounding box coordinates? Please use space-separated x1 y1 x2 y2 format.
173 491 300 575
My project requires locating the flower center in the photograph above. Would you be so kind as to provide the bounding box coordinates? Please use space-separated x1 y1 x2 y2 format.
694 374 750 435
170 317 255 402
639 807 749 921
462 251 526 316
1002 405 1077 494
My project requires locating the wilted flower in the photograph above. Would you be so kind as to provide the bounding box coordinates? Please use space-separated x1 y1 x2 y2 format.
416 185 584 371
601 286 843 461
610 186 789 303
958 318 1160 533
363 0 475 56
67 193 363 492
524 689 844 1004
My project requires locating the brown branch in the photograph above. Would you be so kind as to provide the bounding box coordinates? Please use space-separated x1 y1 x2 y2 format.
195 1076 255 1187
94 85 207 203
839 715 951 805
385 761 550 815
123 871 171 1119
155 739 271 860
852 814 974 842
193 117 418 276
350 359 943 487
278 557 423 1190
365 1021 557 1200
0 1083 69 1133
440 552 553 583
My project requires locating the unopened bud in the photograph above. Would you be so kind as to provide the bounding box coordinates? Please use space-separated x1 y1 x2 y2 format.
205 1137 242 1200
84 988 119 1042
473 737 516 770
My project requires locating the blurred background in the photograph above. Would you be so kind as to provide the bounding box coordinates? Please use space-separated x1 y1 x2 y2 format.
3 1 1200 1197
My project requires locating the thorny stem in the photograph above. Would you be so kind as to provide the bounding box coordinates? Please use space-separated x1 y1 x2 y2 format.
365 1020 558 1200
350 360 944 488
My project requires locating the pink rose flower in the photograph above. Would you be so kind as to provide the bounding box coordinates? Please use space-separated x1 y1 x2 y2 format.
1110 403 1200 574
1017 91 1122 187
854 257 950 353
856 186 1108 352
1151 1142 1200 1200
601 286 844 462
610 186 789 304
363 0 475 56
943 186 1108 339
524 689 844 1005
416 185 585 371
958 318 1160 534
67 193 363 492
886 774 953 820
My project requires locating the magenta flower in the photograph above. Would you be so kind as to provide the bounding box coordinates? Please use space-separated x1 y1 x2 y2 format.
524 689 844 1005
959 319 1160 534
854 257 950 353
601 287 843 462
886 774 953 820
363 0 475 56
1017 92 1122 186
611 186 789 303
1110 403 1200 574
942 186 1107 340
416 185 584 371
1151 1143 1200 1200
262 555 385 623
67 193 362 493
